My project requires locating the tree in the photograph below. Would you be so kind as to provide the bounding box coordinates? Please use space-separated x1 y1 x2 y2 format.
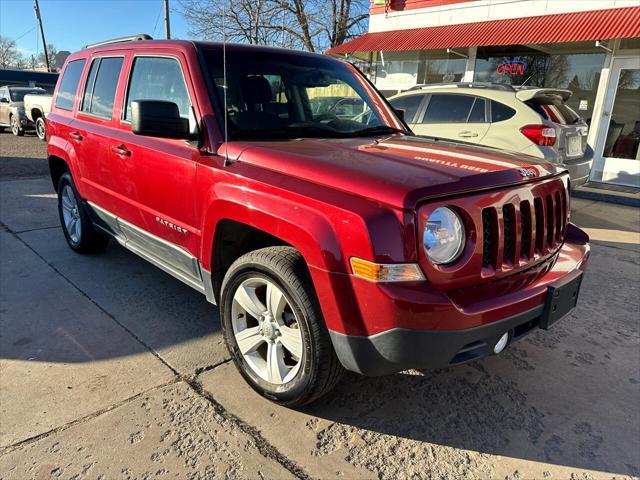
0 36 23 68
37 43 58 69
179 0 368 52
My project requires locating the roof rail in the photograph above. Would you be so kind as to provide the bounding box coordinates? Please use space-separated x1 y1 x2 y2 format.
407 82 515 92
83 34 152 50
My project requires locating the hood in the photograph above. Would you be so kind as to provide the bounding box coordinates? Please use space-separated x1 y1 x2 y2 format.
224 135 561 210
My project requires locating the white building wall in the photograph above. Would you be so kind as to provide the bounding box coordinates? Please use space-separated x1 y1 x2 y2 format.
369 0 640 33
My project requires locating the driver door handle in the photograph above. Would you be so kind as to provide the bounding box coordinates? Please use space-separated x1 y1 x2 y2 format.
69 131 83 141
111 144 131 157
459 131 479 138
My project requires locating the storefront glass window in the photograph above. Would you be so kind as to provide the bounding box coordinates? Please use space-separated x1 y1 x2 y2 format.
370 50 466 95
474 49 605 121
604 68 640 161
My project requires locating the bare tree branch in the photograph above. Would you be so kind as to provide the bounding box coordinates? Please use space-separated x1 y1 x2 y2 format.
178 0 368 52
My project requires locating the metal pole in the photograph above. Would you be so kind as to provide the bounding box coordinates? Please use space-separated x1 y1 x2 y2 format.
164 0 171 39
34 0 50 71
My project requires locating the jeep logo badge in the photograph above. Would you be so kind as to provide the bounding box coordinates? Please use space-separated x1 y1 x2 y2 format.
518 168 537 178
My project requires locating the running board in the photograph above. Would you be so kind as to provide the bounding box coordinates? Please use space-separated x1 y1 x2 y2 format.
88 202 216 304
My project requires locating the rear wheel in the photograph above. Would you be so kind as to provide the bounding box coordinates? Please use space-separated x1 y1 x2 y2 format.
10 115 23 136
57 172 109 253
220 247 344 406
35 116 46 141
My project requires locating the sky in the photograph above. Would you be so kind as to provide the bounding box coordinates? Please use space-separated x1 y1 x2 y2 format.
0 0 192 57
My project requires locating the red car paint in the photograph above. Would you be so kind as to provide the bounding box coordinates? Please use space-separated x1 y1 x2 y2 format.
47 40 589 345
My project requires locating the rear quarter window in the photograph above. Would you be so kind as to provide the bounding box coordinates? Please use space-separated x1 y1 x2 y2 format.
491 101 516 122
55 59 87 111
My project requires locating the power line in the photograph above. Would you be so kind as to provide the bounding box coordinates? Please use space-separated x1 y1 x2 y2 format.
13 25 37 43
152 1 163 37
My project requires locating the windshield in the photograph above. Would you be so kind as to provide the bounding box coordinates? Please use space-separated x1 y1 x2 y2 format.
201 47 404 140
9 89 45 102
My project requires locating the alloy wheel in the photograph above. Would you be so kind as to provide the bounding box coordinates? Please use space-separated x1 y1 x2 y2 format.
10 116 19 135
36 118 46 140
61 185 82 244
231 277 303 384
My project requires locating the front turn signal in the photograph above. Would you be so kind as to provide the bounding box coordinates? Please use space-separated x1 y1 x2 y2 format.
350 257 425 282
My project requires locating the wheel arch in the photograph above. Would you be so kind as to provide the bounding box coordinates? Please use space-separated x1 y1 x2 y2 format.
48 155 70 192
201 191 346 305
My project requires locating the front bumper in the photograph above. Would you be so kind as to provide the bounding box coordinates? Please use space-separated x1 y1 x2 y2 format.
329 305 543 376
313 224 590 376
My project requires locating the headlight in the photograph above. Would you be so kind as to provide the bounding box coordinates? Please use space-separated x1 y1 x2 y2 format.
423 207 465 265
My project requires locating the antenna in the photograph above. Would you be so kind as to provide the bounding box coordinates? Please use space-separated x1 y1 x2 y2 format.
222 1 229 166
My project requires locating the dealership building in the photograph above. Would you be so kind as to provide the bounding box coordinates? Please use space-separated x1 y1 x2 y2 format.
328 0 640 188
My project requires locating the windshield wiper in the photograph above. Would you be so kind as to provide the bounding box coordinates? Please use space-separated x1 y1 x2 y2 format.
347 125 409 137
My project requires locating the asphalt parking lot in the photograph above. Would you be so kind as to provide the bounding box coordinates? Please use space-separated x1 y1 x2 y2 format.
1 133 639 479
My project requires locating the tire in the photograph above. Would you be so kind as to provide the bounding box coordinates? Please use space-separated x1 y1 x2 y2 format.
10 115 24 136
57 172 109 254
35 116 46 141
220 247 344 406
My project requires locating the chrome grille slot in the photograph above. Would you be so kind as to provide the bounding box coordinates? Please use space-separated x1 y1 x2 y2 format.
519 200 532 261
546 194 554 248
482 208 497 269
534 197 544 253
502 204 516 266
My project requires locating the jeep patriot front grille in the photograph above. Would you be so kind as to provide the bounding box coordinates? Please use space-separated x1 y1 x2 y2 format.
481 185 568 271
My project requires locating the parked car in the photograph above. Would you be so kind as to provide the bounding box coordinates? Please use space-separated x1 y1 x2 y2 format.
24 91 53 141
389 83 593 187
47 36 590 406
0 85 47 136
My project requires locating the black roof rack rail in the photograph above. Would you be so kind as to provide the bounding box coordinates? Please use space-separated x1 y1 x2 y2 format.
83 34 152 50
407 82 515 92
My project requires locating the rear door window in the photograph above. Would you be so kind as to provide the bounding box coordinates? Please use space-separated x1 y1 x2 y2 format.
422 94 476 123
80 57 123 118
389 94 424 123
55 59 87 111
491 101 516 122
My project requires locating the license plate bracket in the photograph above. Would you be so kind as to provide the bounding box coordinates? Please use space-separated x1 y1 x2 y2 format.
540 270 583 330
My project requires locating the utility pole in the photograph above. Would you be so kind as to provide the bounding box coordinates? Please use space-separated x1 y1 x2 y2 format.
33 0 50 71
164 0 171 39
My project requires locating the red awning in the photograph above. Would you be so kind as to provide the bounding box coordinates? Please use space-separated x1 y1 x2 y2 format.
327 6 640 54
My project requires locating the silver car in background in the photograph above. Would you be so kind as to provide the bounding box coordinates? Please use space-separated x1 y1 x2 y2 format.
0 85 47 136
389 83 593 187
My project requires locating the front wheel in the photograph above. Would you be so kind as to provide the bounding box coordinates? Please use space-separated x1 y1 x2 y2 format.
35 117 46 141
57 172 109 254
10 115 23 136
220 247 344 406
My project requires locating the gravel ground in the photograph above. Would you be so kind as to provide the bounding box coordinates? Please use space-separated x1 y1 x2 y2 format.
0 131 48 178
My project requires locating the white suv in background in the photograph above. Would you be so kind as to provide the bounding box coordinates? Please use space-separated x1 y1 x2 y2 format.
389 83 593 187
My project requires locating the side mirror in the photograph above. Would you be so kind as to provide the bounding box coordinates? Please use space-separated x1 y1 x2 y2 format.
0 98 9 103
394 107 406 122
131 100 191 139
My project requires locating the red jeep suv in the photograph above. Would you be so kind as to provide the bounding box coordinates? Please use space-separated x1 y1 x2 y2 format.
47 35 590 406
